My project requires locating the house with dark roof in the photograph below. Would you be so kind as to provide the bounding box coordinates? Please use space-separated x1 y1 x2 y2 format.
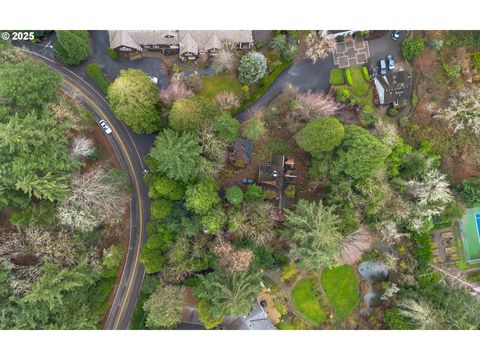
257 155 297 212
373 70 412 106
108 30 253 60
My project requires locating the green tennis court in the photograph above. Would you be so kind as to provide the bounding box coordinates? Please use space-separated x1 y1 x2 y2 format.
460 207 480 264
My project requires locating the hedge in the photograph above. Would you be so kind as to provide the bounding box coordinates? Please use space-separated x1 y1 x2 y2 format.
107 47 119 60
85 63 110 94
329 68 344 85
345 68 353 86
362 66 370 81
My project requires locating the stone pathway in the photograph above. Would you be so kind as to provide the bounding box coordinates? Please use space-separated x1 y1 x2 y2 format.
333 38 370 68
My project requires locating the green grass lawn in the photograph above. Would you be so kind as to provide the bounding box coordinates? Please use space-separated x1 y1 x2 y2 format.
329 68 345 85
199 74 242 99
321 265 359 320
335 66 373 107
291 277 327 326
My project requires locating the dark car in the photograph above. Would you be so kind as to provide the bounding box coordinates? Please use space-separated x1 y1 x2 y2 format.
391 30 401 41
241 177 255 185
379 59 387 75
386 54 395 70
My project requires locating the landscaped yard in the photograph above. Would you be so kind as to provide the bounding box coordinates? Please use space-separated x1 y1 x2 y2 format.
335 66 373 107
291 277 327 326
321 265 359 320
199 74 243 99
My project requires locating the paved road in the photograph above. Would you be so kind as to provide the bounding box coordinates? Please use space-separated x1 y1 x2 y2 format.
16 47 150 330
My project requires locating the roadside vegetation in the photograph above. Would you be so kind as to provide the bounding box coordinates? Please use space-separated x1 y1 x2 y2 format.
0 40 129 329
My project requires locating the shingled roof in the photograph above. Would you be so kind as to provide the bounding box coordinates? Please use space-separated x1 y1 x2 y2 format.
374 70 412 106
178 30 253 55
108 30 178 50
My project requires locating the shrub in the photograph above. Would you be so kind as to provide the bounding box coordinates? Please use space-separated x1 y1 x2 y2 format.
238 51 267 85
185 74 203 93
401 38 425 61
241 84 250 93
345 68 353 86
414 232 433 269
329 68 344 85
362 66 370 81
458 177 480 207
242 117 267 142
426 39 444 51
280 263 299 283
388 107 398 117
225 186 244 206
336 88 350 102
442 62 461 82
213 112 240 143
107 48 118 60
85 63 110 94
383 308 414 330
244 185 265 202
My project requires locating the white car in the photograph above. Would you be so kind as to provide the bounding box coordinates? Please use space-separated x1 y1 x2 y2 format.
99 119 112 135
149 76 159 84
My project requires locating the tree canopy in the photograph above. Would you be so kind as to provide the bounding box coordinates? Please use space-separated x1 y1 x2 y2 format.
144 284 184 329
238 52 267 85
185 177 221 215
0 60 61 111
295 117 345 156
107 69 161 133
169 96 218 132
0 110 79 208
285 199 342 269
54 30 90 65
148 129 202 182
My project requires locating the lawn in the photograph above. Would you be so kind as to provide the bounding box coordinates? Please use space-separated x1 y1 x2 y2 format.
291 277 327 326
329 68 345 85
321 265 359 320
199 74 242 99
335 66 373 107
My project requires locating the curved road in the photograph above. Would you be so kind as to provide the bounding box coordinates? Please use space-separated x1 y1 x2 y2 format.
17 47 150 330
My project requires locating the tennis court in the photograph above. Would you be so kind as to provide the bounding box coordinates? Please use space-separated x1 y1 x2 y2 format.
460 207 480 264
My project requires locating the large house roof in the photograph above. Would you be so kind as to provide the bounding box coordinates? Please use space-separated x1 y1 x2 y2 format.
108 30 178 50
178 30 253 55
374 70 412 106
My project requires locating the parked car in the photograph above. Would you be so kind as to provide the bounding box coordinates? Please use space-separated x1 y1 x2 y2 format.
386 54 395 70
391 30 401 41
149 76 159 84
98 119 112 135
379 59 387 75
241 177 255 185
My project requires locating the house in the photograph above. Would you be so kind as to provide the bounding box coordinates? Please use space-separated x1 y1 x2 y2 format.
257 155 297 211
108 30 254 60
108 30 179 55
373 70 412 106
222 300 276 330
178 30 253 60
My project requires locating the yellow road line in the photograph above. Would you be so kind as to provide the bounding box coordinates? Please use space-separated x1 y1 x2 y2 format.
63 78 145 329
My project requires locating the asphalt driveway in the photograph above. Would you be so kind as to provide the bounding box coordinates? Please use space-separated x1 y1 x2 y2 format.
368 31 406 74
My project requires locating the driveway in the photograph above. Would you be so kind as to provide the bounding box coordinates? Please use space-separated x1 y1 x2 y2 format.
368 31 406 74
236 55 335 122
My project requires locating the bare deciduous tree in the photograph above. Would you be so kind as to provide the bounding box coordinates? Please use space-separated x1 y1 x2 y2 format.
213 239 253 273
238 202 276 247
433 90 480 134
288 87 342 122
337 228 372 265
373 121 400 147
70 136 95 160
58 165 128 232
212 49 238 73
158 74 193 107
304 32 337 64
214 91 241 112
